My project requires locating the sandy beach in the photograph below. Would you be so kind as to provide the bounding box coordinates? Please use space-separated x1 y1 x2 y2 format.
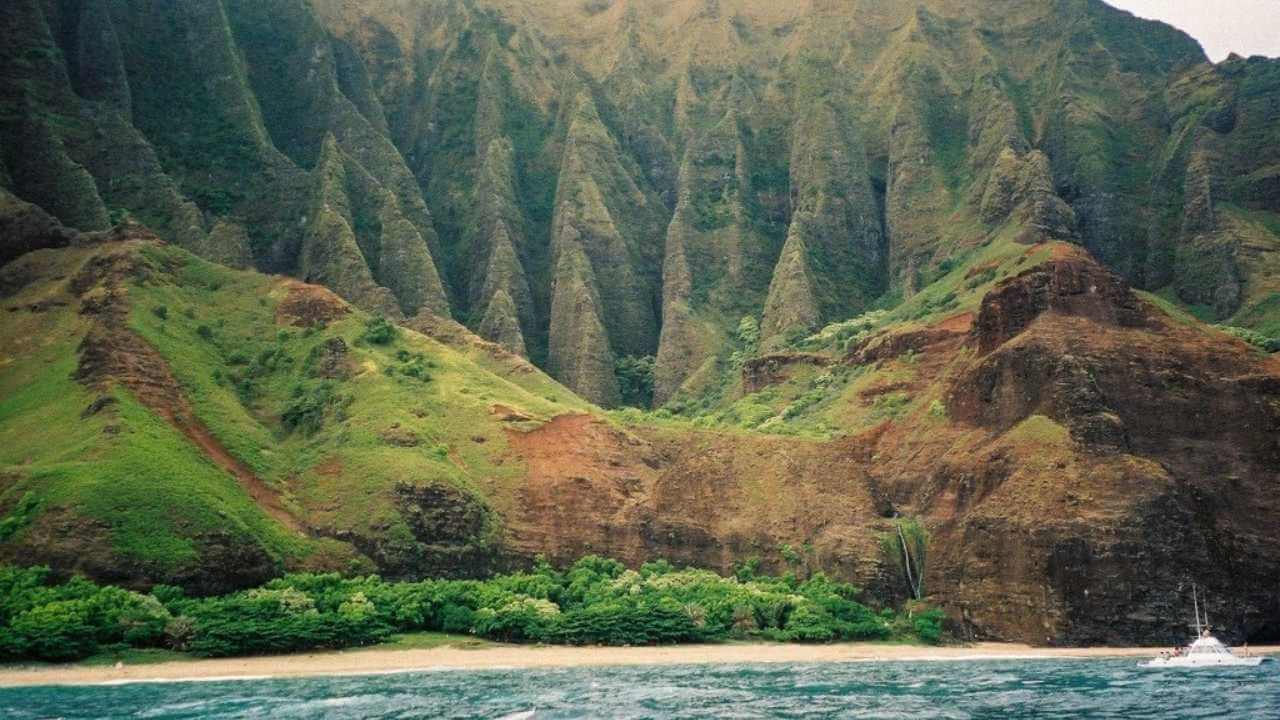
2 642 1275 688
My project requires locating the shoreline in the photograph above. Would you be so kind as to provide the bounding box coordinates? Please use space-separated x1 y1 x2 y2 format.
3 642 1276 688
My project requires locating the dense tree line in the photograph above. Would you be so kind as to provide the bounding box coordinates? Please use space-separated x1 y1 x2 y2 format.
0 558 944 662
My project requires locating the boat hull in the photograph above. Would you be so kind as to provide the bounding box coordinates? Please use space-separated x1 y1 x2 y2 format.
1139 657 1267 669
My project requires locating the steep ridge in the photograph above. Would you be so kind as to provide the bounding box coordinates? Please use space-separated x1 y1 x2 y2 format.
5 0 1274 404
2 0 1280 644
1149 55 1280 329
547 92 665 404
299 135 402 317
467 138 536 357
654 106 768 404
761 99 885 346
4 0 1279 405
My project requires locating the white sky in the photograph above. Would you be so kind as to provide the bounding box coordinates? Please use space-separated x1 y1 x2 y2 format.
1105 0 1280 62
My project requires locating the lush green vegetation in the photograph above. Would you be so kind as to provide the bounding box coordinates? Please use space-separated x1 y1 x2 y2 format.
798 310 890 354
0 246 313 577
0 558 944 663
614 355 656 408
880 517 930 602
1217 325 1280 353
360 315 399 346
0 241 590 588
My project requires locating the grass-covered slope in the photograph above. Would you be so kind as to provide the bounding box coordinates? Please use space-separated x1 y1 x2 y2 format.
0 228 585 592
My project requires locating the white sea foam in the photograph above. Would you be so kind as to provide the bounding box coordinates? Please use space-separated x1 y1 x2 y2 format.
96 674 276 686
81 663 532 688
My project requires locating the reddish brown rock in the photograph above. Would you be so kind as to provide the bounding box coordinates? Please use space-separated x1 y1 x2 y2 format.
741 353 833 393
972 253 1147 354
275 281 351 328
496 249 1280 646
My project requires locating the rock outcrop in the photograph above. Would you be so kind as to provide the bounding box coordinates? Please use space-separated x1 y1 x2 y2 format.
980 147 1077 243
934 250 1280 643
0 187 77 267
969 254 1147 355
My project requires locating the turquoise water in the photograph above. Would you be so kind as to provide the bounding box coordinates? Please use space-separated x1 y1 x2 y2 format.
3 658 1277 719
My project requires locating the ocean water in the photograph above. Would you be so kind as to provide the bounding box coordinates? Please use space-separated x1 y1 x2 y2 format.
3 658 1277 719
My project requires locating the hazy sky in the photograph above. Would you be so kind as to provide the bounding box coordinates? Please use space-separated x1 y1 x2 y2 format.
1106 0 1280 62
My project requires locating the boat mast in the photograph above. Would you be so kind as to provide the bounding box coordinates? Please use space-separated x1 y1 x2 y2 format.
1192 583 1202 636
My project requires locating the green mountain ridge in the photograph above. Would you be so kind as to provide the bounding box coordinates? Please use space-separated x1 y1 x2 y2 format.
2 0 1280 645
3 0 1278 406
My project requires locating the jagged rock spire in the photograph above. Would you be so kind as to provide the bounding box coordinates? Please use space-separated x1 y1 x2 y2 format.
546 91 663 404
299 135 400 316
761 99 884 345
466 138 535 356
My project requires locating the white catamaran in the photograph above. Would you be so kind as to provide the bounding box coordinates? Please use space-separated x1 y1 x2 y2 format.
1140 586 1267 668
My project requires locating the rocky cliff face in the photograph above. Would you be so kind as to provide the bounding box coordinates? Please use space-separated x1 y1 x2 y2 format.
5 0 1278 405
546 92 665 405
935 250 1280 643
760 100 885 347
494 247 1280 645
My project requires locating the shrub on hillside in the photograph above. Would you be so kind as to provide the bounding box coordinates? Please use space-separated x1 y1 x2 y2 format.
615 355 655 408
913 607 946 644
737 316 761 347
361 315 398 345
0 492 38 542
281 382 350 435
387 350 433 382
1218 325 1280 353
